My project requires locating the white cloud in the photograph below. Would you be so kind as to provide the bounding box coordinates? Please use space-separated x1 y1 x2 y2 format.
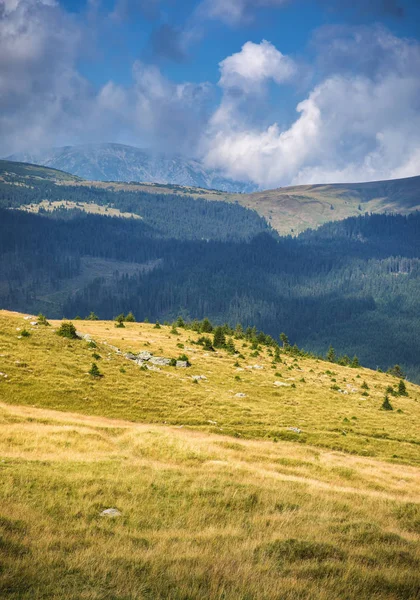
219 40 296 92
203 30 420 187
0 0 212 155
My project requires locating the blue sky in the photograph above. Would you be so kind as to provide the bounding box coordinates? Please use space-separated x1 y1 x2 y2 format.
1 0 420 187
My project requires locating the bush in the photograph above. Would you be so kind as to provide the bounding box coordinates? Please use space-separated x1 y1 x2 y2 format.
154 321 161 329
37 313 50 326
89 362 103 378
115 321 125 328
197 336 214 351
125 312 136 322
177 354 190 363
86 312 99 321
21 329 30 338
57 322 78 339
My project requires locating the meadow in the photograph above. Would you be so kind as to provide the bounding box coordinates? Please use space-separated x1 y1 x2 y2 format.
0 311 419 599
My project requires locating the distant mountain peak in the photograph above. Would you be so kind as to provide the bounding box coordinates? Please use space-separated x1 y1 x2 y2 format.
7 143 258 193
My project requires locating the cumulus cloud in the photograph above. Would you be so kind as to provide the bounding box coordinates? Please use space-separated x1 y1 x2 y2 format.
202 29 420 187
219 40 296 93
0 0 212 155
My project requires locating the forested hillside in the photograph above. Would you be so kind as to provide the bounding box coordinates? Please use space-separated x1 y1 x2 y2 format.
1 205 419 381
2 158 420 235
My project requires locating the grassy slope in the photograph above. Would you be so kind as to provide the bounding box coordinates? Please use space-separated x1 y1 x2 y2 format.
1 310 419 463
0 311 419 599
3 159 420 235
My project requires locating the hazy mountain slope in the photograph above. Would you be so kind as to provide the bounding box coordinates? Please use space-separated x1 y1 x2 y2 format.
7 143 257 193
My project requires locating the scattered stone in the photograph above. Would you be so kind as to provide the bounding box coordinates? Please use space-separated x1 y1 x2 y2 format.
76 332 92 342
235 392 247 398
208 420 217 425
192 375 207 381
16 327 21 331
138 351 153 361
176 360 189 368
100 508 122 518
125 352 137 361
288 427 301 434
30 321 38 326
236 367 244 372
23 315 35 321
149 357 171 366
274 381 290 387
0 372 8 378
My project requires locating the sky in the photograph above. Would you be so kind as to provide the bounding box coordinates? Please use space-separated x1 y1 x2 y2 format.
1 0 420 188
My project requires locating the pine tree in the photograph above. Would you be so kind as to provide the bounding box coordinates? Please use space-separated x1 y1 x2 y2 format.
388 364 405 378
326 346 336 362
154 320 161 329
86 311 99 321
89 362 103 378
176 316 185 328
201 318 213 333
381 395 393 411
213 326 226 348
125 311 136 322
280 332 290 349
398 379 408 396
226 338 236 354
234 323 244 339
351 355 360 368
274 346 281 363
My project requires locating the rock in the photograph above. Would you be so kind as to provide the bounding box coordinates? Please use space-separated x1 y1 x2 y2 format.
30 321 38 326
176 360 189 368
149 357 171 366
288 427 301 434
253 364 264 370
125 352 137 361
192 375 207 381
16 327 21 331
100 508 122 517
138 351 153 361
274 381 290 387
235 392 246 398
76 331 91 341
208 420 217 425
0 372 7 378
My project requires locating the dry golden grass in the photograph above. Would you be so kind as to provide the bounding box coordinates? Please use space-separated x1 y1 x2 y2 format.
1 311 420 598
1 310 419 465
18 200 142 219
0 401 419 600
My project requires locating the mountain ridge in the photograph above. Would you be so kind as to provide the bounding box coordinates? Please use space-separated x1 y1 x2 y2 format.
6 143 258 193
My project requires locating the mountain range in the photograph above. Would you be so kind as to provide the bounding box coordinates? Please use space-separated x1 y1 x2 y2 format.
7 143 257 193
